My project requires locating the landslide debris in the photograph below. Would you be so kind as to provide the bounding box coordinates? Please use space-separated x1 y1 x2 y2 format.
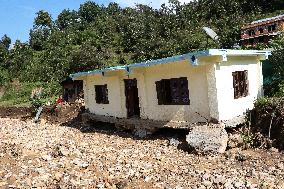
0 117 284 188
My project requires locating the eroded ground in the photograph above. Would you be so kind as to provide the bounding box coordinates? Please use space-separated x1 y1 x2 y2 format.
0 117 284 189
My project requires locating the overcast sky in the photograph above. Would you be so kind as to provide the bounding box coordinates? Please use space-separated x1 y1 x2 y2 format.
0 0 193 43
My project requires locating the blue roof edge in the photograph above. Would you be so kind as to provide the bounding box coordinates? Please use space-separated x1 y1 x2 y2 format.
70 49 271 80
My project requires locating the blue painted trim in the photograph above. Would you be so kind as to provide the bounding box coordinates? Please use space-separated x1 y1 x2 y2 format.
70 49 271 80
70 50 210 79
70 66 127 80
127 50 209 69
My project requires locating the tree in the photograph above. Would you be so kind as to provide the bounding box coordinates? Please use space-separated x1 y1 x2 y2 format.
1 35 11 49
8 40 33 79
34 10 53 28
0 44 9 68
30 10 53 50
2 0 284 90
57 9 81 30
70 42 112 72
78 1 102 23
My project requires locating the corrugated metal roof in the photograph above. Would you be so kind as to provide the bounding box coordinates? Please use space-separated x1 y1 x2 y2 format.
251 14 284 24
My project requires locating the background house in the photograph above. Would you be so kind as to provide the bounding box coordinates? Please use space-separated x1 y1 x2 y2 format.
61 78 83 102
71 49 270 129
241 14 284 46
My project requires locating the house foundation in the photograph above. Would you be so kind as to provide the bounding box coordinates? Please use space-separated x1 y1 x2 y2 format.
81 112 207 133
81 112 245 134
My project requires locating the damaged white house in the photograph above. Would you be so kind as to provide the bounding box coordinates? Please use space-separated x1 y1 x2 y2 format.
70 49 271 131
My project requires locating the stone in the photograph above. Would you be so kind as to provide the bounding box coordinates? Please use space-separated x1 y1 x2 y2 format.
202 173 211 181
186 124 228 153
202 180 212 187
54 172 63 181
269 147 279 153
227 133 244 148
96 183 105 189
71 158 81 165
276 163 284 170
169 138 180 146
234 181 245 188
133 129 152 138
0 182 7 187
41 154 52 161
1 116 284 188
115 181 128 189
235 153 247 162
144 176 151 182
213 174 226 184
80 163 89 169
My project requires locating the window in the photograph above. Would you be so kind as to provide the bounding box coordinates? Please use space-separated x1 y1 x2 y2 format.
249 38 254 46
258 36 264 43
259 28 264 34
232 71 249 99
155 77 190 105
95 85 109 104
268 24 276 32
248 29 255 36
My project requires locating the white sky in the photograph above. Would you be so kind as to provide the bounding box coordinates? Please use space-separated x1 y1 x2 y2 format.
113 0 194 8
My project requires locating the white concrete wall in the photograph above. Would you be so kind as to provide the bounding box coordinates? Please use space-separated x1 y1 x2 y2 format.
84 74 125 118
140 60 210 123
206 63 219 121
215 56 263 121
83 60 211 124
82 56 264 124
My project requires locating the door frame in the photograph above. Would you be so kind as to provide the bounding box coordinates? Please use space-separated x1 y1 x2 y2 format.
124 79 140 118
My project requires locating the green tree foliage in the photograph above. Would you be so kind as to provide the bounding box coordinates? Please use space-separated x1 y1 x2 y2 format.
57 9 81 30
1 34 11 50
270 51 284 80
8 40 33 79
30 10 53 51
0 0 283 92
264 48 284 96
258 33 284 96
34 10 53 28
78 1 102 23
0 39 9 68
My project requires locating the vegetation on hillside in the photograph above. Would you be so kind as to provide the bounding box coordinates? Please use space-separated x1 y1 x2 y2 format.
0 0 283 105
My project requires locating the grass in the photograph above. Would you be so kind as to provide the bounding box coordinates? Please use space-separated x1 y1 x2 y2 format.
0 100 31 107
0 81 61 107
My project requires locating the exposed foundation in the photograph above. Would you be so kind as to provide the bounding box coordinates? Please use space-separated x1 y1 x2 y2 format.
81 113 206 133
81 112 246 134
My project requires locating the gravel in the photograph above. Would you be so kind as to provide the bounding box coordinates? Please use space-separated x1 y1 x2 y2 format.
0 118 284 188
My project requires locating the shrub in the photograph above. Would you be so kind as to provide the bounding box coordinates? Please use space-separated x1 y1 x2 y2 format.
0 69 10 86
0 81 61 106
249 97 284 149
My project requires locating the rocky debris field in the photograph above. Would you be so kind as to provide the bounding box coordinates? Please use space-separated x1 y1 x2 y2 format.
0 118 284 189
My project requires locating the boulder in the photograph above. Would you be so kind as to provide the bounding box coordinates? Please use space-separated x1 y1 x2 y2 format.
186 124 228 153
227 133 244 149
133 129 152 138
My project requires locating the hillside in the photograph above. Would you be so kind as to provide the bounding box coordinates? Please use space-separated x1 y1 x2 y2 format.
0 0 283 104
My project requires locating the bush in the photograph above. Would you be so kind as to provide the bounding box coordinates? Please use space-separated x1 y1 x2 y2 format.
249 97 284 149
0 69 10 86
0 81 61 106
263 48 284 97
275 82 284 97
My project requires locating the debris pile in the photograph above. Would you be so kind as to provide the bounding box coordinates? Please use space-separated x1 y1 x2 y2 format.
0 117 284 188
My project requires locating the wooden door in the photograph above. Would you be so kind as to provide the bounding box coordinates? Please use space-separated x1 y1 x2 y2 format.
124 79 140 118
